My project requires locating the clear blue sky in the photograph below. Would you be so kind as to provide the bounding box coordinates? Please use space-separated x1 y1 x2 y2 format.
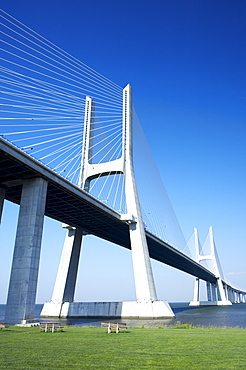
1 0 246 303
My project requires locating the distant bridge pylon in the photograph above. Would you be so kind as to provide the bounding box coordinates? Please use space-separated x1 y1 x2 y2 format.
189 227 246 306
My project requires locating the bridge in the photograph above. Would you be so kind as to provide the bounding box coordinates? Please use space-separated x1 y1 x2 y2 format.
1 9 245 324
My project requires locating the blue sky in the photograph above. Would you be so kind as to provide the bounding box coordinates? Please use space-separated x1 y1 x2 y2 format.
1 0 246 303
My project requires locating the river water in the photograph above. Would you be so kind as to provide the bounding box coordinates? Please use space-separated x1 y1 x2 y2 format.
1 302 246 328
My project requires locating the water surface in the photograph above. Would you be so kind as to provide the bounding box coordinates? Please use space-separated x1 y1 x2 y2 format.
1 302 246 328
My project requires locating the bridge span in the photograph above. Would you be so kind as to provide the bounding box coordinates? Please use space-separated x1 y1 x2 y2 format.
0 137 217 283
2 134 246 324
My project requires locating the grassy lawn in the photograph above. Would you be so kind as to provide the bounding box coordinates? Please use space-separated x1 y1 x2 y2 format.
0 325 246 369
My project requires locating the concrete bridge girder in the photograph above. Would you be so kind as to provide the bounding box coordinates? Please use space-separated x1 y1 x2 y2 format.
2 135 241 323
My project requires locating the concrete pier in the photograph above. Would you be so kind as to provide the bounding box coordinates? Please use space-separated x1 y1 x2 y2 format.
47 225 83 317
41 300 175 319
5 177 48 324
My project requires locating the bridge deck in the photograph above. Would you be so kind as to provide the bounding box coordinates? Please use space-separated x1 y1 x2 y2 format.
0 137 217 283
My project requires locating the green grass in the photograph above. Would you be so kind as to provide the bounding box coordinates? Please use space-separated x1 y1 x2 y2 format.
0 326 246 369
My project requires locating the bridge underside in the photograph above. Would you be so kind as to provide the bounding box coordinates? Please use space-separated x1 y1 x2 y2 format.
0 138 217 283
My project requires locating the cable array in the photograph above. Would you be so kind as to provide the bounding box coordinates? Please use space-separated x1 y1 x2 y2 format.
0 9 124 197
132 110 189 254
1 9 189 251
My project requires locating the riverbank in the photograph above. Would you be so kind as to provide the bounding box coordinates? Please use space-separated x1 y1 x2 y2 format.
1 325 246 369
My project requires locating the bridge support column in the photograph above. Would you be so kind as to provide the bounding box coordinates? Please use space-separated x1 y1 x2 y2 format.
0 187 5 224
41 225 83 317
192 278 200 304
227 287 231 302
235 292 238 303
229 287 233 302
235 291 238 303
206 282 212 301
237 292 240 303
5 178 48 324
211 283 217 301
123 85 158 304
230 289 233 302
224 283 229 300
41 96 93 318
217 278 227 301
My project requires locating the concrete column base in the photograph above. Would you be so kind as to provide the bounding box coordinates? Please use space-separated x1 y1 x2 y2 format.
189 300 232 306
41 300 175 318
5 177 48 325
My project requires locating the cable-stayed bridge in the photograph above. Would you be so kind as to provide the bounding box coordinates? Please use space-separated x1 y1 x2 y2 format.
1 10 245 324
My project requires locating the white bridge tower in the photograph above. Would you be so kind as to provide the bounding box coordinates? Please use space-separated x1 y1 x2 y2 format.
190 227 232 306
41 85 174 318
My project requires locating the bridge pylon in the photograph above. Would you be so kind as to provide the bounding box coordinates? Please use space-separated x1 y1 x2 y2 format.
41 85 174 319
190 227 232 306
